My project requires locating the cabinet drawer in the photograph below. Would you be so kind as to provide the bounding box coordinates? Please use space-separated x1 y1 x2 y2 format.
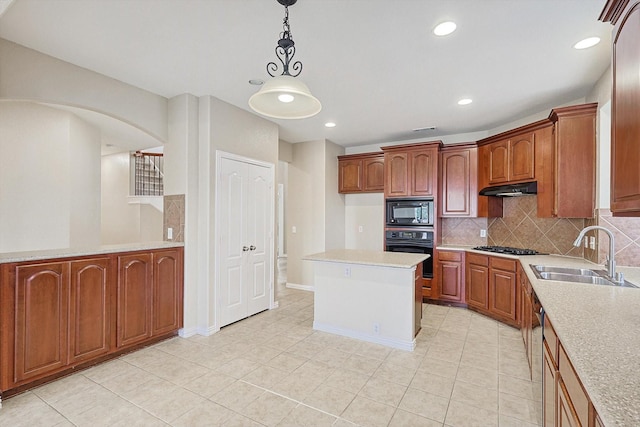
544 315 558 366
559 344 590 427
438 250 463 262
490 256 516 272
467 253 489 266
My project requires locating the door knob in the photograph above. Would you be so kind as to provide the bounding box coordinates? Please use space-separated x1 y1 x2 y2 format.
250 245 256 251
242 246 249 251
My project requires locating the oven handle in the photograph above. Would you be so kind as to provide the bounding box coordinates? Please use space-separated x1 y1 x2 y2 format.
386 241 433 249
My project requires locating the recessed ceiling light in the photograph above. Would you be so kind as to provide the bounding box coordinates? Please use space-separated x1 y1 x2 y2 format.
433 21 457 36
458 98 473 105
573 37 600 50
325 122 336 128
248 79 264 85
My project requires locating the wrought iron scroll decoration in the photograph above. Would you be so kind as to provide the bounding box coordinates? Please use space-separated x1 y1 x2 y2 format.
266 3 303 77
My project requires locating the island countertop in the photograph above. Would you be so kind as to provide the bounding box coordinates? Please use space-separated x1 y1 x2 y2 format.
0 241 184 264
304 249 429 269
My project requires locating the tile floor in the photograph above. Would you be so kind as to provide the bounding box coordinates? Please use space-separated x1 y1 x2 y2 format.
0 285 542 427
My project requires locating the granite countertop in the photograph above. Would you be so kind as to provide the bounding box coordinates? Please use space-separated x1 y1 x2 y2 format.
304 249 429 269
438 245 640 426
0 241 185 264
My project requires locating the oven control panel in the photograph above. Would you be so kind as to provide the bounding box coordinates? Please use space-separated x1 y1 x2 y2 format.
385 229 433 242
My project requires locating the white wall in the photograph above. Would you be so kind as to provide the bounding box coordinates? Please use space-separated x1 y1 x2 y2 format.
345 193 385 250
0 102 100 252
324 140 345 250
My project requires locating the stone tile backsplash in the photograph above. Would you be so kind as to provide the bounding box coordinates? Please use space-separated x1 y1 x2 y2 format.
163 194 185 242
593 209 640 267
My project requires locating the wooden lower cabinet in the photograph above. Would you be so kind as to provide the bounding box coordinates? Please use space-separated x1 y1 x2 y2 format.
0 247 183 395
436 250 465 303
69 258 112 364
465 253 519 327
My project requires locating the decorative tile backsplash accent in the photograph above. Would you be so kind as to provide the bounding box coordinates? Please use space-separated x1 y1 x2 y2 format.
593 209 640 267
441 218 488 246
443 197 585 256
163 194 185 242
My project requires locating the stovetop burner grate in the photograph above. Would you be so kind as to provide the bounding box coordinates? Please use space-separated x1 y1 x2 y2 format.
472 246 541 255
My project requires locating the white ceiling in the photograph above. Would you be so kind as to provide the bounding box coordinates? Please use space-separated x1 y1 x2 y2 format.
0 0 612 149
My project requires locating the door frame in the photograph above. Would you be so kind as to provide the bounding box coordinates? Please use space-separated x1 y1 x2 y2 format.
214 150 276 330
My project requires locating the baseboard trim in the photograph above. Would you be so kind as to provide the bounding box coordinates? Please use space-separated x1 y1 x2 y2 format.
313 321 416 351
286 282 314 292
178 327 198 338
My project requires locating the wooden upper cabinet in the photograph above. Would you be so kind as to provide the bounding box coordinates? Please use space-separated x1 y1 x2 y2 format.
338 153 384 193
440 143 478 217
488 133 534 185
601 0 640 216
382 142 440 198
540 104 597 218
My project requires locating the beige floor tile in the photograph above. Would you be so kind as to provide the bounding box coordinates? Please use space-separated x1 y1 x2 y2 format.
445 400 499 427
498 413 542 427
32 374 97 404
242 364 289 389
341 352 383 376
388 409 443 427
373 360 417 386
499 373 537 400
243 344 284 363
341 396 396 427
81 358 137 384
499 392 540 425
133 386 207 423
142 354 213 385
313 347 352 368
0 392 68 427
264 334 302 351
266 352 308 373
286 340 326 359
215 356 260 379
182 369 237 398
45 383 118 419
218 412 266 427
460 349 499 371
240 391 297 427
69 394 161 427
451 380 499 410
410 370 455 398
210 380 265 413
270 371 324 401
358 377 407 407
171 400 234 427
399 387 450 423
426 342 464 363
455 364 499 390
386 348 427 369
302 384 356 416
332 418 359 427
417 357 459 379
436 326 469 342
276 403 337 427
323 368 370 394
354 341 393 360
499 355 531 380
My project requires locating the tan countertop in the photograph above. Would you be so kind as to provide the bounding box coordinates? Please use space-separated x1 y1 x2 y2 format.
439 245 640 426
305 249 429 269
0 241 184 264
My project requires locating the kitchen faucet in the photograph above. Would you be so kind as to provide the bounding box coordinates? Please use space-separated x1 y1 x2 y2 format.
573 226 622 283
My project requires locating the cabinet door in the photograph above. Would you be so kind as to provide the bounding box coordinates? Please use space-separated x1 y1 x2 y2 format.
510 133 535 182
69 258 111 364
489 268 518 323
338 159 362 193
410 148 437 196
466 263 489 310
558 379 581 427
437 251 465 303
489 140 509 184
384 152 409 197
363 156 385 192
611 2 640 215
440 148 478 217
543 341 558 427
117 253 152 348
14 262 69 382
152 249 183 336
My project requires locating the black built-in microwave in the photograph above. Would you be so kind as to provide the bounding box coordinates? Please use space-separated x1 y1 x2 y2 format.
385 198 434 226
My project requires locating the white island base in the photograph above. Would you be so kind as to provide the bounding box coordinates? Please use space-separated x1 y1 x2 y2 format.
305 249 428 351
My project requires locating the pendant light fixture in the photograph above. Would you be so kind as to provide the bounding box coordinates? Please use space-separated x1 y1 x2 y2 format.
249 0 321 119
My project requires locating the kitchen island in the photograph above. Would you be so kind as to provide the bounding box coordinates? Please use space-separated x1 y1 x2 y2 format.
305 249 428 351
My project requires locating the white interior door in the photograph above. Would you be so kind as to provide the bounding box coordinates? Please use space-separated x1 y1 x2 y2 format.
217 153 273 328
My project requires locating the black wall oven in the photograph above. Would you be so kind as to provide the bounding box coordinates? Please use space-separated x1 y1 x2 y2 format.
385 228 433 278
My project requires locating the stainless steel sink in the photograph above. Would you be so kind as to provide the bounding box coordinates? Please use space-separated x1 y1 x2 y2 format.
532 265 597 276
530 264 637 288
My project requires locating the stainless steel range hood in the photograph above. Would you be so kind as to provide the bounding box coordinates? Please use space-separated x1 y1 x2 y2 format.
479 181 537 197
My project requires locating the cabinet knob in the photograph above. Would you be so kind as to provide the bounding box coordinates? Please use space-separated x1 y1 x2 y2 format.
242 246 249 252
250 245 256 251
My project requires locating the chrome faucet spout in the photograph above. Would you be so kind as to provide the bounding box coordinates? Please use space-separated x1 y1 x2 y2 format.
573 226 617 281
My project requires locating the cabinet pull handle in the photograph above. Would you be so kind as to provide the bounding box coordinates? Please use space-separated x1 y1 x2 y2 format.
242 246 249 252
250 245 256 251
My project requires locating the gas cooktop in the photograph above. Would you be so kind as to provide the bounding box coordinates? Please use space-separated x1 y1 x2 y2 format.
472 246 541 255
